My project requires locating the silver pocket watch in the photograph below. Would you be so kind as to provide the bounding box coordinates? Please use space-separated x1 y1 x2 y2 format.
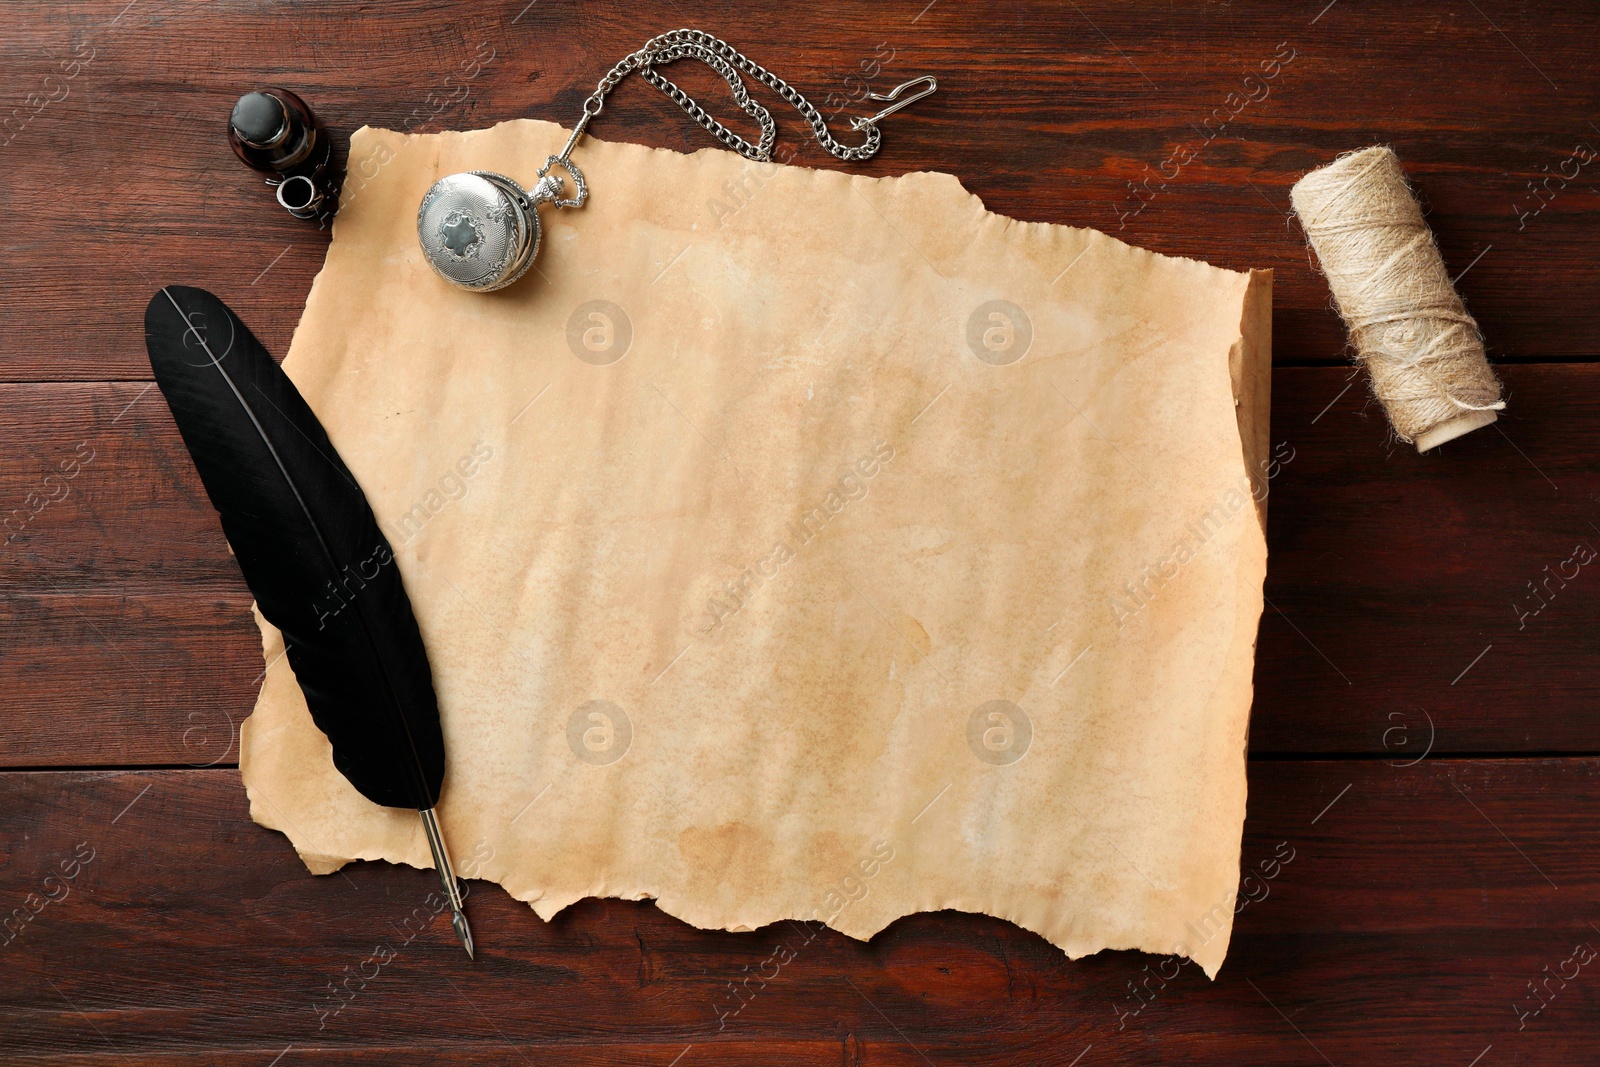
417 160 584 293
416 29 934 293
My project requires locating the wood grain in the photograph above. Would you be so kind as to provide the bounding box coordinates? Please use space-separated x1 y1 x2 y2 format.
2 0 1598 1062
0 1 1597 380
2 760 1594 1065
1255 362 1600 754
3 367 1598 764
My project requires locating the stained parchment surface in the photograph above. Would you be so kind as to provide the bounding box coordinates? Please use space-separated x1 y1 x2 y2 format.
239 119 1272 977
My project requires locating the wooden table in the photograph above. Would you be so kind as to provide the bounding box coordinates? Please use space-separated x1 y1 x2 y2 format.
3 2 1597 1063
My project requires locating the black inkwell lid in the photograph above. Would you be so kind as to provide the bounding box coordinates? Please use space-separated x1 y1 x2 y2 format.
228 87 328 176
230 91 290 149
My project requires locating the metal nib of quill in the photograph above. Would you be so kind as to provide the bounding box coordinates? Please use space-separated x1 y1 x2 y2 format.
419 808 475 958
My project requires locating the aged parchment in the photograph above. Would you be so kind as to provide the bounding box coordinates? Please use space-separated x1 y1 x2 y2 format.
239 119 1272 977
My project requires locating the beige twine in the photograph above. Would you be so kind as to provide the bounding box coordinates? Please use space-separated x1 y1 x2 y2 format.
1290 146 1504 451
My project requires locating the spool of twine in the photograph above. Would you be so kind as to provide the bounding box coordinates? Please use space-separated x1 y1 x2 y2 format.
1290 146 1504 451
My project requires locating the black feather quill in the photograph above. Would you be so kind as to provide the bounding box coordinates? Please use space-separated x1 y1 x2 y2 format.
144 285 472 955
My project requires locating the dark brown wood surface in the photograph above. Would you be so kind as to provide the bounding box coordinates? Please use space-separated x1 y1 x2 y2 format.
3 0 1598 1063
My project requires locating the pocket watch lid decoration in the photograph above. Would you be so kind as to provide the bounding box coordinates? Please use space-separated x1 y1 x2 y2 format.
414 28 933 294
416 161 581 293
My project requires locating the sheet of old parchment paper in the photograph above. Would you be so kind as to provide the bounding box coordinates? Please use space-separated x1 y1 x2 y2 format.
238 118 1272 977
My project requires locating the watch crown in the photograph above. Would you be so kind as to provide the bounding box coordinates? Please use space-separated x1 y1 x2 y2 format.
531 173 566 205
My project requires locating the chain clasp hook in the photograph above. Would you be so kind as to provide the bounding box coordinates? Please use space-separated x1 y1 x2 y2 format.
850 75 938 132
